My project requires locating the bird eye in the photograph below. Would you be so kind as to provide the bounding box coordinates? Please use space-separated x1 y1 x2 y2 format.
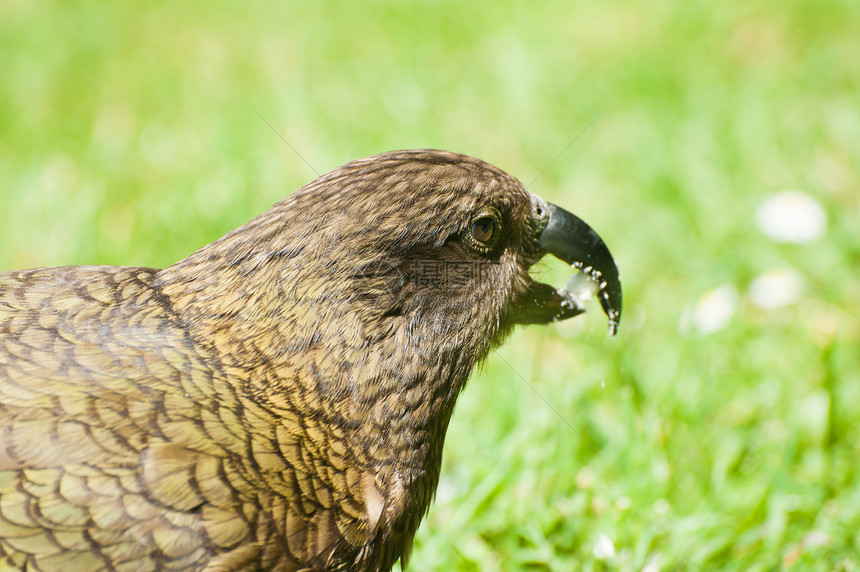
471 217 495 244
465 207 502 253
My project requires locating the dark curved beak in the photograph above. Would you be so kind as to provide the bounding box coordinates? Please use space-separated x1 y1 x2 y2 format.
538 203 622 335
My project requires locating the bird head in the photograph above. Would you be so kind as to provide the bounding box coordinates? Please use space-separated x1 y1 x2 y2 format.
279 149 620 334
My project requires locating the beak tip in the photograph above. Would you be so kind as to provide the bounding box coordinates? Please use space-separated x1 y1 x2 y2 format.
539 201 622 335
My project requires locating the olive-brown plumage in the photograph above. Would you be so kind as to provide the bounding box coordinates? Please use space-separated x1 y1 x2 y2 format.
0 150 621 571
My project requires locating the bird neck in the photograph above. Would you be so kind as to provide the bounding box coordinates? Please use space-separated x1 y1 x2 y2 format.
156 254 491 439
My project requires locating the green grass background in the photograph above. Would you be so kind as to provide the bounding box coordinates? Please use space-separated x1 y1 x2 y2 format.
2 1 859 569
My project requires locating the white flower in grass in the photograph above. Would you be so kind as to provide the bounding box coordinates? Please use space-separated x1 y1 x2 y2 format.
593 533 616 560
749 268 804 309
643 554 662 572
690 285 738 334
803 530 830 548
756 190 826 244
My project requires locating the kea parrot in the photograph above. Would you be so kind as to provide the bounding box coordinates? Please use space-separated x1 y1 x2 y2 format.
0 149 621 571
